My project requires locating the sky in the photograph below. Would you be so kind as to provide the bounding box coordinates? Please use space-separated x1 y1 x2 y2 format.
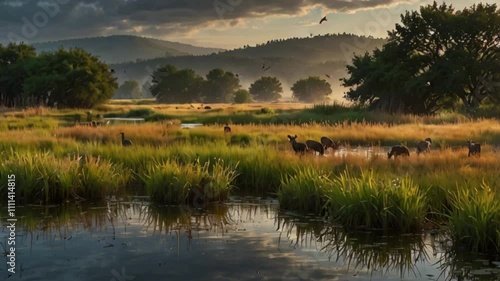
0 0 497 49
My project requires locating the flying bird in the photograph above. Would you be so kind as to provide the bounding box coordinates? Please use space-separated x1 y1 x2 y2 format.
325 74 331 79
320 16 327 24
262 63 266 70
264 66 271 72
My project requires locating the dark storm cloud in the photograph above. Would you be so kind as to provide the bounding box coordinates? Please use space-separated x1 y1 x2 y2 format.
0 0 410 43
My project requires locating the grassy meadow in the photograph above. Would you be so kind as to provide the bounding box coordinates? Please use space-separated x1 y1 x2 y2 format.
0 102 499 252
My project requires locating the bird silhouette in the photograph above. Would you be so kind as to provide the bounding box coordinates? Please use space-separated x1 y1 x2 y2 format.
325 74 331 79
262 63 266 70
320 16 327 24
264 66 271 72
120 132 132 146
110 69 115 73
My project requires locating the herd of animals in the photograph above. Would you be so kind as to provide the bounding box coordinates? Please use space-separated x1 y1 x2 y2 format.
287 135 482 158
97 123 484 158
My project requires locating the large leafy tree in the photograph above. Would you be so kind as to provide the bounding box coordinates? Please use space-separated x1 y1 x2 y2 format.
0 43 37 107
1 44 116 108
342 2 500 115
249 76 283 102
204 68 240 103
115 80 142 99
234 89 252 104
150 64 204 103
291 77 332 103
24 48 117 108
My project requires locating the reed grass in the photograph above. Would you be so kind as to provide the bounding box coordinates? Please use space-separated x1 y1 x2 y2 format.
325 170 427 232
143 158 238 205
278 167 330 213
446 183 500 252
1 103 500 253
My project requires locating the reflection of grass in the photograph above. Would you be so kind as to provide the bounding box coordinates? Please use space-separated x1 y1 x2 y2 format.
321 226 429 279
275 213 430 279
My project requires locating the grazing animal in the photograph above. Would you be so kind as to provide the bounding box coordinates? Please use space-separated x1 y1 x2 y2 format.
467 140 481 157
288 135 307 154
319 16 327 24
306 140 325 155
387 145 410 159
320 137 341 151
120 132 132 146
224 124 231 133
416 138 432 155
204 106 212 110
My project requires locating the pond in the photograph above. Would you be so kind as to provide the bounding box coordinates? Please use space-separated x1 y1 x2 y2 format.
1 197 499 281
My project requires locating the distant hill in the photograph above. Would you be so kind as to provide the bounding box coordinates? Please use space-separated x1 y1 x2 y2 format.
110 34 386 100
32 35 225 64
222 33 386 63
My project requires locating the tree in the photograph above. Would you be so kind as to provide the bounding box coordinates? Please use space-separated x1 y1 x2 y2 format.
234 89 252 104
23 48 117 108
0 42 37 107
1 45 117 108
342 2 500 115
204 68 240 103
291 77 332 102
249 76 283 102
150 64 203 103
115 80 142 99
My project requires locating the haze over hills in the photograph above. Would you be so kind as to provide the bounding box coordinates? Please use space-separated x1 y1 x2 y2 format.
32 35 226 64
109 33 386 100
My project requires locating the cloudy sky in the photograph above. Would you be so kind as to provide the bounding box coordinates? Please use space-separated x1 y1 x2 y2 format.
0 0 496 49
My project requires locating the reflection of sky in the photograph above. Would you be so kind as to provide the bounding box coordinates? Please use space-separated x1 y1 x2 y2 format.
1 202 498 281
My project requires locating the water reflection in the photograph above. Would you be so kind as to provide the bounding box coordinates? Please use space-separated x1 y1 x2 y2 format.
1 199 499 280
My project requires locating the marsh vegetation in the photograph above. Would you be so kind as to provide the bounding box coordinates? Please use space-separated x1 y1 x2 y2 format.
1 102 499 254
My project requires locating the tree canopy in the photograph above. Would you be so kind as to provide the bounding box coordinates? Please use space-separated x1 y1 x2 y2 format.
291 77 332 102
115 80 142 99
0 43 117 108
342 2 500 115
234 89 253 104
150 64 204 103
204 68 241 103
249 76 283 102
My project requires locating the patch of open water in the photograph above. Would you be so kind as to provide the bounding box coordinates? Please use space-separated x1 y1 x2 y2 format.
1 197 498 281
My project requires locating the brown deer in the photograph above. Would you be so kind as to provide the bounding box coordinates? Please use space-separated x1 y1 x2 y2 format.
320 136 341 152
306 140 325 155
416 138 432 155
388 145 410 159
467 140 481 157
288 135 307 154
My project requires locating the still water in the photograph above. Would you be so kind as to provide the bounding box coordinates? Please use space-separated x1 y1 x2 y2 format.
1 197 499 281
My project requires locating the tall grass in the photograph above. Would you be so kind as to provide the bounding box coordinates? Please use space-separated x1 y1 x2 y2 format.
278 167 330 213
143 158 238 205
446 183 500 252
0 151 129 204
325 171 427 232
